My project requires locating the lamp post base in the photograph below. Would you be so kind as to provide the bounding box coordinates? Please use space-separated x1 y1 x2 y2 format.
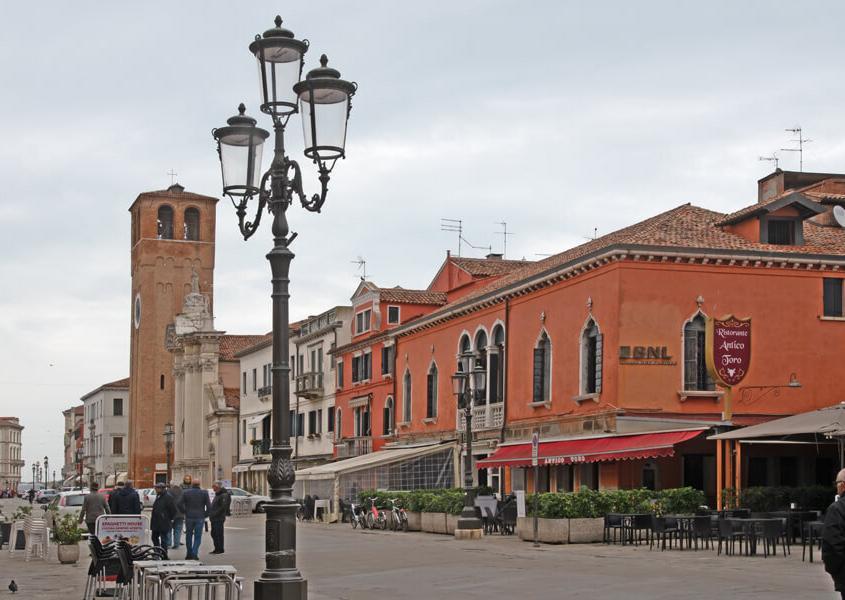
454 527 483 540
254 578 307 600
455 504 482 532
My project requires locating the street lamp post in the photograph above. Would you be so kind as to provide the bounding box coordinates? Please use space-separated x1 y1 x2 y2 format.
163 422 175 484
31 462 36 490
211 16 356 600
451 353 486 535
43 456 49 489
88 420 97 489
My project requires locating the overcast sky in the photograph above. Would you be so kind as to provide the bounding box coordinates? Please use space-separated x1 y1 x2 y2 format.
2 1 844 484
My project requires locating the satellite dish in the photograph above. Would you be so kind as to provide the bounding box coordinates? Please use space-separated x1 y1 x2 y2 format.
834 205 845 228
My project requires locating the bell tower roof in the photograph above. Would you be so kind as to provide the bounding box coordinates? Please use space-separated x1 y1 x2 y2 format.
128 185 218 212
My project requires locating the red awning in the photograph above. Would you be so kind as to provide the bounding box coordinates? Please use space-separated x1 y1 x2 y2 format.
477 429 705 468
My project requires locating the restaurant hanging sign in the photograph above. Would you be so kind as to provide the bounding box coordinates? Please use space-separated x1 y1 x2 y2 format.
705 316 751 387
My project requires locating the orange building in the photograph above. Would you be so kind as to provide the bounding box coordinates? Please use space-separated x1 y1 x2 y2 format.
333 170 845 503
128 184 217 487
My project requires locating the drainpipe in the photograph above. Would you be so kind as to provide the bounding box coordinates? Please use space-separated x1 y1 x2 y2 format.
500 297 510 443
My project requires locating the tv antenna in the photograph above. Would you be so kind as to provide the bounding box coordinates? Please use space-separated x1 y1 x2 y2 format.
583 227 598 241
441 218 463 256
351 256 367 280
780 127 812 172
495 221 514 258
758 153 779 170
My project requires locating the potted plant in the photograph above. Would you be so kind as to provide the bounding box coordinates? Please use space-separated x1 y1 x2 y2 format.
53 513 85 564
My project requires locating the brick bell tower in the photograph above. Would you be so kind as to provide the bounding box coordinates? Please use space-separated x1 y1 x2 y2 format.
128 183 217 487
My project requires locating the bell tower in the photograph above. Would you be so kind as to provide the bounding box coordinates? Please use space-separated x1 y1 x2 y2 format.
128 183 218 487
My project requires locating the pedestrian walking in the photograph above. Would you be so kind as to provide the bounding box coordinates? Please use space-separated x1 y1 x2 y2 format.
169 476 189 550
178 478 209 560
78 482 110 535
150 482 176 557
824 469 845 599
26 488 34 504
208 481 231 554
110 480 142 515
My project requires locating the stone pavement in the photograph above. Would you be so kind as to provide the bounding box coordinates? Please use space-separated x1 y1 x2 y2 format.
0 496 837 599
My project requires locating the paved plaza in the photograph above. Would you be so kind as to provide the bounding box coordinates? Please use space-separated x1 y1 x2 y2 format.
0 499 837 599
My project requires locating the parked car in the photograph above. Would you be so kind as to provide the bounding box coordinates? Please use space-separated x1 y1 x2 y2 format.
140 488 156 508
35 489 59 504
228 487 270 513
44 491 89 529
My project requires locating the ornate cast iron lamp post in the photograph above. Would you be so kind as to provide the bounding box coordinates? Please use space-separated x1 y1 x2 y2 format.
212 16 356 600
451 353 486 533
163 422 175 484
43 456 49 489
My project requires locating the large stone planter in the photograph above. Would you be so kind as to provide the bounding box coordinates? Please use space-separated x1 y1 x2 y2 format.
568 517 604 543
405 511 422 531
421 512 447 534
446 514 459 534
57 543 80 564
517 517 570 544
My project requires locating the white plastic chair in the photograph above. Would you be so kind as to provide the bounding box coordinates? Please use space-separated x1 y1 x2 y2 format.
24 517 49 561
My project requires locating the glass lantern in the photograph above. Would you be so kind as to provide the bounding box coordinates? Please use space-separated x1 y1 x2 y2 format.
248 16 309 118
212 104 270 199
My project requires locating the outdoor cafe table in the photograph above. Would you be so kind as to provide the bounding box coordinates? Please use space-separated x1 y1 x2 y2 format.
621 513 652 545
726 517 785 556
131 560 201 600
140 564 237 600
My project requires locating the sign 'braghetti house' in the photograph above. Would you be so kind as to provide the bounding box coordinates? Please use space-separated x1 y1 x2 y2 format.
331 170 845 504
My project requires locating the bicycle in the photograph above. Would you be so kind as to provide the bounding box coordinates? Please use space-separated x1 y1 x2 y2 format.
349 501 368 529
365 497 387 530
388 498 409 532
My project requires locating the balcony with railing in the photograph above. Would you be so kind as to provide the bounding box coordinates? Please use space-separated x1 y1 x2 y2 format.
251 438 271 456
456 403 504 431
295 371 324 399
335 437 371 459
258 385 272 400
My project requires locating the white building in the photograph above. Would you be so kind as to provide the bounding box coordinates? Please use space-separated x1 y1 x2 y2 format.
0 417 23 493
81 378 129 487
234 306 351 494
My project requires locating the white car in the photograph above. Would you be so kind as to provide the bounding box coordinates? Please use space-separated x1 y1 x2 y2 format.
228 487 270 513
44 491 89 529
141 488 157 508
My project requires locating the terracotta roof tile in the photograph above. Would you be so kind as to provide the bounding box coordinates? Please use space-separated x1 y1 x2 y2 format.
219 335 270 361
102 377 130 389
378 287 447 305
223 387 240 409
450 257 532 277
422 202 845 320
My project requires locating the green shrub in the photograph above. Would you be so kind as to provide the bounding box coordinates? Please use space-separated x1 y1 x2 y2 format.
52 513 85 545
732 486 833 512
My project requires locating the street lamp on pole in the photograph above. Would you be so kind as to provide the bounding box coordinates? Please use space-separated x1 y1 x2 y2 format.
451 352 486 535
31 462 37 490
211 15 356 600
163 422 175 484
88 420 97 489
43 456 49 489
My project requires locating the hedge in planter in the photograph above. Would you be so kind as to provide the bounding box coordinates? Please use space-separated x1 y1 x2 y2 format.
526 487 705 518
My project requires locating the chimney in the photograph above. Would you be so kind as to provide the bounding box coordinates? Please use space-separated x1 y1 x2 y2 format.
758 170 784 203
486 253 503 260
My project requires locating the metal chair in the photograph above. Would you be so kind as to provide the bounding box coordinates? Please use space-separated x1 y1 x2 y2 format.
761 519 789 557
691 515 712 550
717 518 747 556
603 513 623 544
650 516 679 551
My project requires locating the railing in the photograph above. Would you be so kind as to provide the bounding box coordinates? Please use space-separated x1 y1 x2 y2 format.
335 437 371 459
457 403 504 431
258 385 272 399
295 372 324 397
252 439 271 456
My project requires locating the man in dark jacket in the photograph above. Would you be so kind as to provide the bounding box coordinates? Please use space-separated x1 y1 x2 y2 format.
169 476 189 550
110 480 142 515
150 483 177 557
178 479 209 560
208 482 231 554
824 470 845 598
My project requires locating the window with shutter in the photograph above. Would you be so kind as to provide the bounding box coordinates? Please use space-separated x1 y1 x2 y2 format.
824 278 844 317
403 372 412 422
426 366 438 418
582 321 600 395
297 413 304 438
684 315 715 391
337 361 343 388
327 407 335 432
594 333 603 394
532 347 545 403
383 406 391 435
351 356 359 382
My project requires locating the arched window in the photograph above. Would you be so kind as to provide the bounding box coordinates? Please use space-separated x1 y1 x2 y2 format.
184 208 200 241
157 205 174 239
383 396 394 436
426 364 438 419
581 319 602 395
533 331 551 403
684 314 715 391
490 325 505 403
474 330 488 405
402 371 412 423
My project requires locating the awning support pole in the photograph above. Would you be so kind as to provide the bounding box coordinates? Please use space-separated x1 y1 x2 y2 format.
716 439 723 511
725 440 733 508
734 441 742 501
